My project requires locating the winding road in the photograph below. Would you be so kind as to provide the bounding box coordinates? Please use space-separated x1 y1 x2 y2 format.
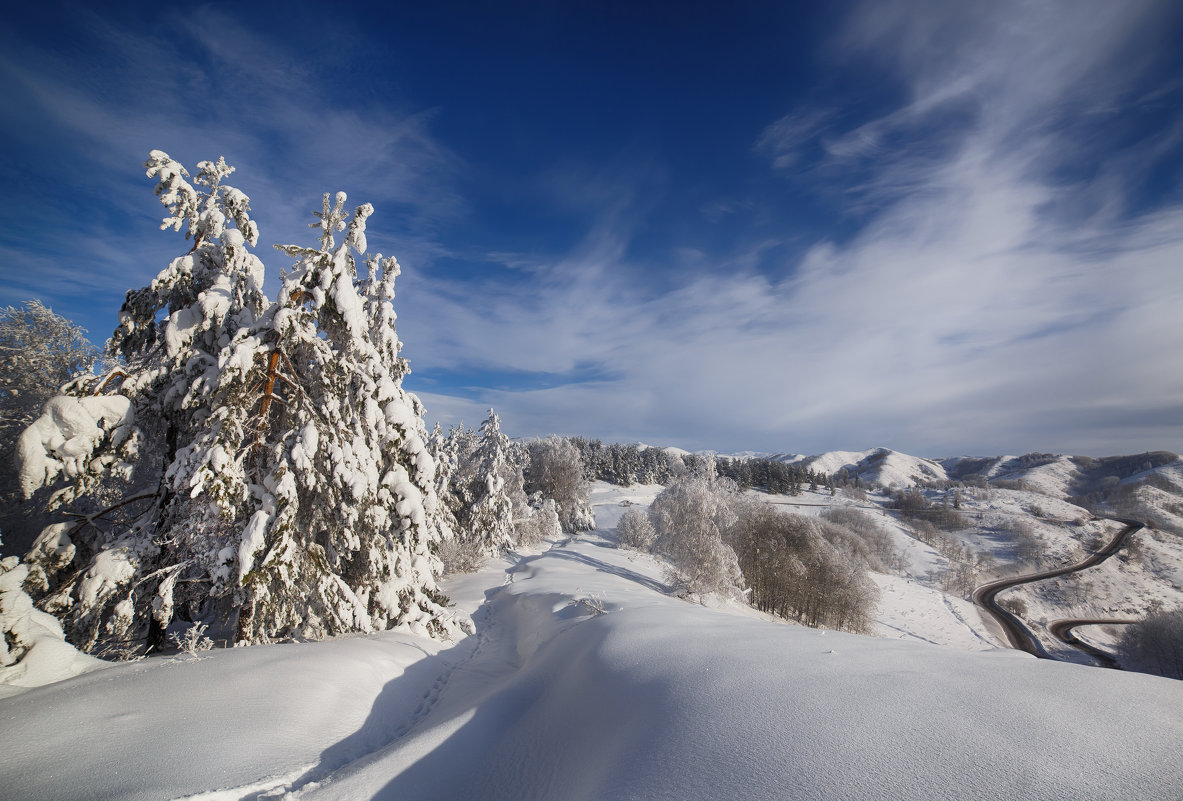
1046 618 1137 669
972 517 1143 664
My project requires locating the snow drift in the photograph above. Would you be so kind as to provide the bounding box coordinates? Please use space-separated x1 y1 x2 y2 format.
3 485 1182 801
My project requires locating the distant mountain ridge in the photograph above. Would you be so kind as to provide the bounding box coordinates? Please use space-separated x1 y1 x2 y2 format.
713 447 1182 494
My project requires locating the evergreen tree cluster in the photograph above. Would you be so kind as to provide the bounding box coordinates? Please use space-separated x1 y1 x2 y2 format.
568 438 834 496
568 438 690 486
429 420 591 574
715 456 835 496
12 152 466 656
4 145 597 664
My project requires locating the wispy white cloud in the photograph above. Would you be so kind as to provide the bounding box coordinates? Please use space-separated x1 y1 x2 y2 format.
412 171 1183 454
755 109 835 171
409 0 1183 456
5 1 1179 458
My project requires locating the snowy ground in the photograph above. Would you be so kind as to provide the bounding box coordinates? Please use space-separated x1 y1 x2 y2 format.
3 482 1182 800
870 573 1000 650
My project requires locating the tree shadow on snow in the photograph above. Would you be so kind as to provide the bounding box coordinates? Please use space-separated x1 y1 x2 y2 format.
240 630 480 800
260 545 667 800
365 616 640 801
542 548 670 595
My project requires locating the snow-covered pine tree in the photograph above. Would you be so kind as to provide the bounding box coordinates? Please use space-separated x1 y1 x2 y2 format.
427 423 460 536
229 191 461 642
17 151 269 653
433 422 507 573
460 410 519 554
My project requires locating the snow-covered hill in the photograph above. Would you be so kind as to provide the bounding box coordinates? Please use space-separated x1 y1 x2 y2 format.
805 447 948 488
2 484 1182 800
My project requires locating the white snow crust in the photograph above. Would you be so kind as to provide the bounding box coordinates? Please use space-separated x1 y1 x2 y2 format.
0 559 104 695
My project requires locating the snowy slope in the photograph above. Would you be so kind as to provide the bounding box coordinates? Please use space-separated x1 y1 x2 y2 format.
3 485 1182 801
871 572 1000 650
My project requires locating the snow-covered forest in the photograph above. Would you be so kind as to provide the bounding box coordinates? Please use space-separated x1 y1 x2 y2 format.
3 153 1183 799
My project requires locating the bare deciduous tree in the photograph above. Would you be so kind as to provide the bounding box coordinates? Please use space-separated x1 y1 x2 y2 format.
726 501 877 633
0 301 101 556
1119 608 1183 680
617 507 656 551
525 437 595 533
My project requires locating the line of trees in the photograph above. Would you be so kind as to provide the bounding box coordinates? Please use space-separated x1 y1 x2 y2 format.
881 488 1004 596
716 456 835 496
568 438 834 497
568 438 698 486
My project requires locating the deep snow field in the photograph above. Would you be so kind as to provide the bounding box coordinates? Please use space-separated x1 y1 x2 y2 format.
3 482 1183 800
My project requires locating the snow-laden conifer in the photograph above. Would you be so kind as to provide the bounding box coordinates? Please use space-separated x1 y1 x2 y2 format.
462 410 519 554
18 151 269 652
427 423 461 539
229 191 460 641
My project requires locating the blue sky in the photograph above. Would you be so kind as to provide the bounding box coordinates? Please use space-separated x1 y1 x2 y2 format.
2 0 1182 457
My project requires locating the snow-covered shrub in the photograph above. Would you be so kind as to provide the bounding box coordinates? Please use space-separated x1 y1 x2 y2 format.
436 536 488 575
999 596 1028 617
515 497 561 547
617 507 656 551
169 622 215 656
1119 608 1183 680
648 477 744 599
569 592 607 616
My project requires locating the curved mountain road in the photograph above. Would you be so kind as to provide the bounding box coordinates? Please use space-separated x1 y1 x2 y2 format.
972 517 1143 663
1046 618 1137 669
